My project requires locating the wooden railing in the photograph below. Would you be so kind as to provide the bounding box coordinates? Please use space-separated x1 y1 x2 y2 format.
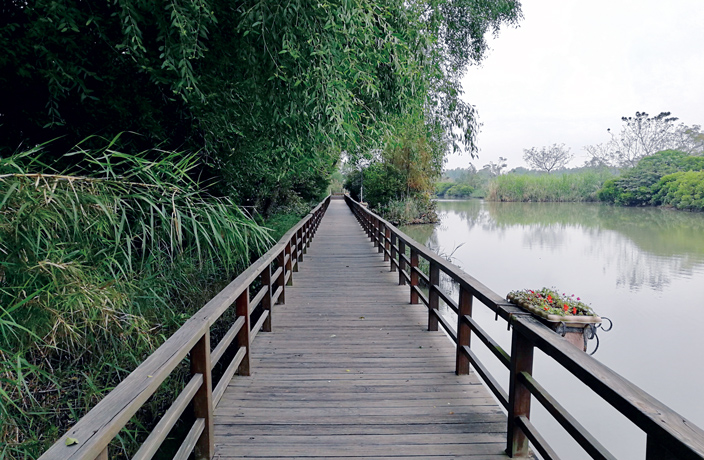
345 195 704 460
39 196 331 460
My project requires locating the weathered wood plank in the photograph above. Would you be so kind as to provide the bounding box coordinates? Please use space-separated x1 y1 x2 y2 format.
214 200 510 459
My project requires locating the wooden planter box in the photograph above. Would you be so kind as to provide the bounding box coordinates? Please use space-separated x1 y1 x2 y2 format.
507 296 601 352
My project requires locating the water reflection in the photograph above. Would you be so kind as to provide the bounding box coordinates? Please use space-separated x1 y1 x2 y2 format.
400 199 704 459
411 200 704 291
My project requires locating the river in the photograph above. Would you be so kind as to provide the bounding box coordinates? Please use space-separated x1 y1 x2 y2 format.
400 199 704 459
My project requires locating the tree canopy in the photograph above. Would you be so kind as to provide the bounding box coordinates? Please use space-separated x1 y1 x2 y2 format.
584 112 703 168
523 143 573 173
1 0 522 211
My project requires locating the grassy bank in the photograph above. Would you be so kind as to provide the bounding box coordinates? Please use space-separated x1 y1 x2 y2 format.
488 170 614 202
0 146 276 459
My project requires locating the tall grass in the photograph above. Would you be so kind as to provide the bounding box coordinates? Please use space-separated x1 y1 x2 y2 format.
488 170 614 202
0 139 271 459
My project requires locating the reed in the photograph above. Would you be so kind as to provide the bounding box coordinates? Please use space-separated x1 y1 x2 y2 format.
488 170 614 202
0 140 271 459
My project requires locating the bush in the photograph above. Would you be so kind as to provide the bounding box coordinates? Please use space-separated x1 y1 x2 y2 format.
435 181 454 196
597 150 704 206
653 171 704 211
445 184 475 197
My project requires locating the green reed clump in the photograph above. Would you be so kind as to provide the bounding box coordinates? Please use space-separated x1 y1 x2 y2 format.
0 140 271 459
488 169 614 202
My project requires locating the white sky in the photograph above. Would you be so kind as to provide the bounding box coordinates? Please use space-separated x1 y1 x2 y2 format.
446 0 704 171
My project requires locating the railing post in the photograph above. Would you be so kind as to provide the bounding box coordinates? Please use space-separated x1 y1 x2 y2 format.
507 323 534 458
285 241 293 283
377 222 384 253
276 251 286 304
399 240 406 285
235 290 251 376
428 261 439 331
297 228 304 260
384 226 391 261
291 236 299 273
262 263 272 332
410 248 419 304
390 234 397 272
456 287 473 375
191 329 214 460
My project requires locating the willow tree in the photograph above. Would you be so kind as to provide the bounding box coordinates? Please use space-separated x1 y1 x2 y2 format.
1 0 522 210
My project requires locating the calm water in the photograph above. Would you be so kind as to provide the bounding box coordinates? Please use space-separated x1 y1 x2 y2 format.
401 199 704 459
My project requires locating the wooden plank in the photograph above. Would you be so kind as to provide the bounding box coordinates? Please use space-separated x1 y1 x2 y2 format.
173 418 205 460
132 374 203 460
214 200 512 459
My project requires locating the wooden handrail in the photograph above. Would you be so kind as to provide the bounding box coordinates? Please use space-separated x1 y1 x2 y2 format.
344 194 704 460
39 196 331 460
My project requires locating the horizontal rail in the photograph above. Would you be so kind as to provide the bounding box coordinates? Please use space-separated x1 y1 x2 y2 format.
461 345 508 408
461 315 510 368
211 317 245 367
518 371 615 460
344 194 704 460
173 418 205 460
40 195 331 460
132 373 203 460
515 416 560 460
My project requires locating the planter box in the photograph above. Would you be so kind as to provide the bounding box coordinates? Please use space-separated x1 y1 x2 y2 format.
507 294 601 352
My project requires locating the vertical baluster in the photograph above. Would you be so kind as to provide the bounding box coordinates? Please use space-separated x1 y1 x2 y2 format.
456 287 473 375
384 226 391 261
235 290 251 376
428 261 439 331
399 241 407 285
390 234 397 272
410 248 419 304
377 222 384 253
507 324 534 457
276 250 286 304
297 228 304 261
285 241 293 284
291 235 299 273
262 263 272 332
191 330 214 460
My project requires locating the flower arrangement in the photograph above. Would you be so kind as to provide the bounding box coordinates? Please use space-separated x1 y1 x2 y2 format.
507 287 599 322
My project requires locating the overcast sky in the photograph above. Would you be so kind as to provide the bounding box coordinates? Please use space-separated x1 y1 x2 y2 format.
445 0 704 171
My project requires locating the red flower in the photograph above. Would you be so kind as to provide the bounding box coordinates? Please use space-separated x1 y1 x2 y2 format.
544 306 549 311
547 294 553 303
572 307 577 315
563 304 568 311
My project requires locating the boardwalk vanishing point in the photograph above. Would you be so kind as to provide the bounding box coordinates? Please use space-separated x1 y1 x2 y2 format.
214 198 511 459
39 195 704 460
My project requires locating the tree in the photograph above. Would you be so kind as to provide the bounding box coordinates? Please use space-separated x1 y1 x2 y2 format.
482 157 508 176
1 0 522 212
584 112 701 168
522 144 573 173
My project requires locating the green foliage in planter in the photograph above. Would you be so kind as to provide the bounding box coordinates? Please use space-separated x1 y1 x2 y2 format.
507 288 597 317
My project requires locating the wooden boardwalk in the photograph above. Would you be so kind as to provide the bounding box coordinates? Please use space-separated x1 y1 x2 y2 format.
214 199 510 459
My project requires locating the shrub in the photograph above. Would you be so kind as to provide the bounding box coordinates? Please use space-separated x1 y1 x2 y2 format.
653 171 704 211
597 150 703 206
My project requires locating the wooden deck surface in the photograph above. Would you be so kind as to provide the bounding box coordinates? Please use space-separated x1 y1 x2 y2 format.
214 199 511 459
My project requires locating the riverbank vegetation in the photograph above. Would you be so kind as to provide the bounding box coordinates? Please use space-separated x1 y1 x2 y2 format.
2 0 523 456
0 146 271 458
438 112 703 209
